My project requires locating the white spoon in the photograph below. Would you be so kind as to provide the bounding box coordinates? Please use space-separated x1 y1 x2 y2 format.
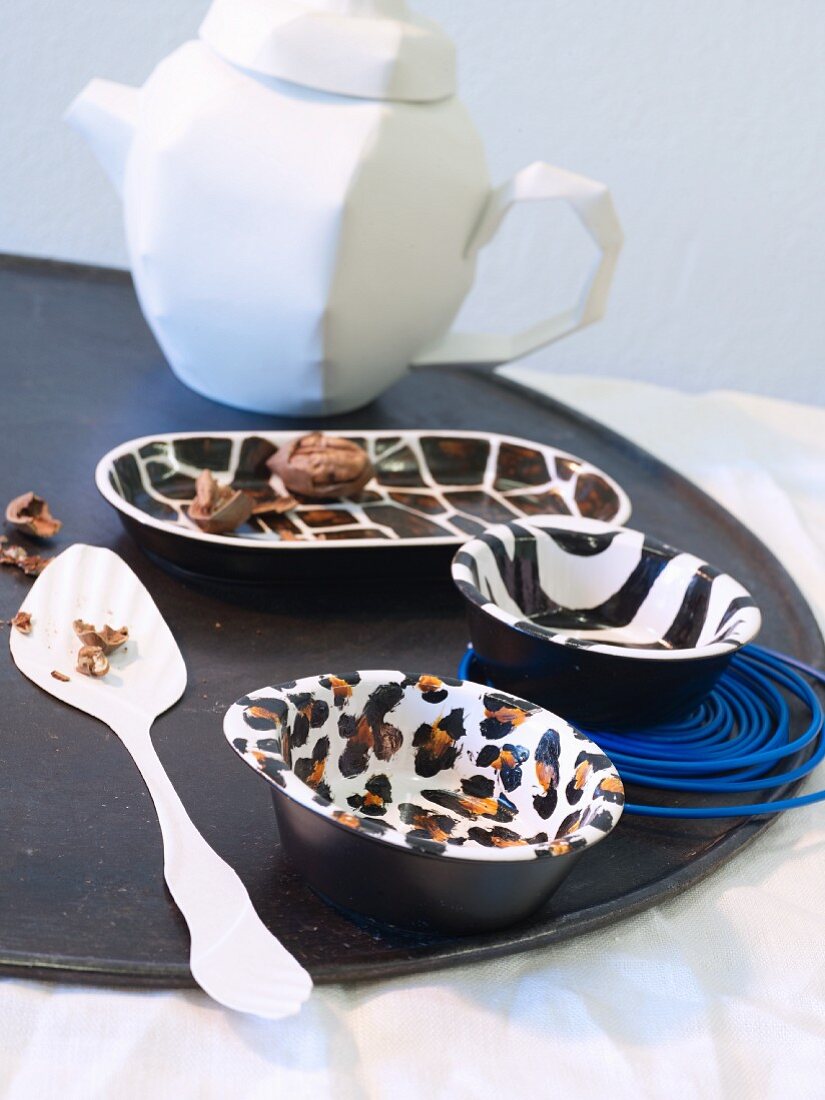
9 543 312 1018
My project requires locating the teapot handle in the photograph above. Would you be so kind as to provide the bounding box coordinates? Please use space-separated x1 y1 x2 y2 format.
411 162 623 368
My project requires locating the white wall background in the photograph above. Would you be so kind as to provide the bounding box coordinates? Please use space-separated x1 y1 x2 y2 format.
1 0 823 404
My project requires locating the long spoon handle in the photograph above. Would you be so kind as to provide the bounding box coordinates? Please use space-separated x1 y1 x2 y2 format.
115 713 313 1018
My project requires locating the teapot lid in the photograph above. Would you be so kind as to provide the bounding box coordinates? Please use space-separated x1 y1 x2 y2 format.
199 0 456 102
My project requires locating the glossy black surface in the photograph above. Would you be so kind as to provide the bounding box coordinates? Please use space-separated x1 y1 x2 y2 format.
0 254 822 988
274 793 583 934
463 601 733 729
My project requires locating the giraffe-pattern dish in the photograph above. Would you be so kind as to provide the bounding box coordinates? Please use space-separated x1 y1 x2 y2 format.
452 516 762 728
224 670 624 932
95 431 632 582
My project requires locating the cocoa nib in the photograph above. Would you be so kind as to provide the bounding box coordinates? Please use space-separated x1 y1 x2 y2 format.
76 645 109 678
5 493 62 539
186 470 253 534
267 433 373 500
73 619 128 652
0 538 51 576
10 611 32 634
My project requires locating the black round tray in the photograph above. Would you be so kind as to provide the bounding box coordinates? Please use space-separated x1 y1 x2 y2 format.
0 254 822 988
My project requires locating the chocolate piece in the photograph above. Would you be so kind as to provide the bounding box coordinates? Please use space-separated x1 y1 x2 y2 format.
77 645 109 678
71 619 129 678
0 538 51 576
232 477 298 517
267 433 373 500
186 470 253 534
73 619 128 652
250 491 298 516
10 611 32 634
20 556 49 576
5 493 62 539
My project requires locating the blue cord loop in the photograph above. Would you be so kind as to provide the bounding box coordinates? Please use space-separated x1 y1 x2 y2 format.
458 644 825 819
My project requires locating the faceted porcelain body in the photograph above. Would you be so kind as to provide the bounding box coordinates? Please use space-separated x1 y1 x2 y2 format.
123 42 489 415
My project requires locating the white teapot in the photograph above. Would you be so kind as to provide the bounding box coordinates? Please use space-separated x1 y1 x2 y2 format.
67 0 623 416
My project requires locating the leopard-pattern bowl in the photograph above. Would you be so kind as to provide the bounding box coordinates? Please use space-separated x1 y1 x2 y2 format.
224 670 623 933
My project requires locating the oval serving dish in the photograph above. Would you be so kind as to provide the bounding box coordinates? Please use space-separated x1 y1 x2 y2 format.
452 516 762 729
224 670 624 933
95 430 632 583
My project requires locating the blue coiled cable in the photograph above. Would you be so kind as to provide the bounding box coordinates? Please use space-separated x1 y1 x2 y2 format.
458 644 825 819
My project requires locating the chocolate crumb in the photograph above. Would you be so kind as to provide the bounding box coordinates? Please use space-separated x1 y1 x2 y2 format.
5 493 62 539
267 433 373 500
10 611 32 634
51 670 70 683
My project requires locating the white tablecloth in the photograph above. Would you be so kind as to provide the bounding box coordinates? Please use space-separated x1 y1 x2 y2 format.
2 373 824 1099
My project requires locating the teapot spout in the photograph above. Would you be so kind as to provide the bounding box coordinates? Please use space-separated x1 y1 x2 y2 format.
65 79 139 196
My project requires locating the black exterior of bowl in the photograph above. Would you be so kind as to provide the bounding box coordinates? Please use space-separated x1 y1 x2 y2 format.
464 601 733 730
121 512 458 583
272 790 584 934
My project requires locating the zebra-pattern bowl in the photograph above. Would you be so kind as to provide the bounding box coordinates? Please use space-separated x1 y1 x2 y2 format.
452 517 762 729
